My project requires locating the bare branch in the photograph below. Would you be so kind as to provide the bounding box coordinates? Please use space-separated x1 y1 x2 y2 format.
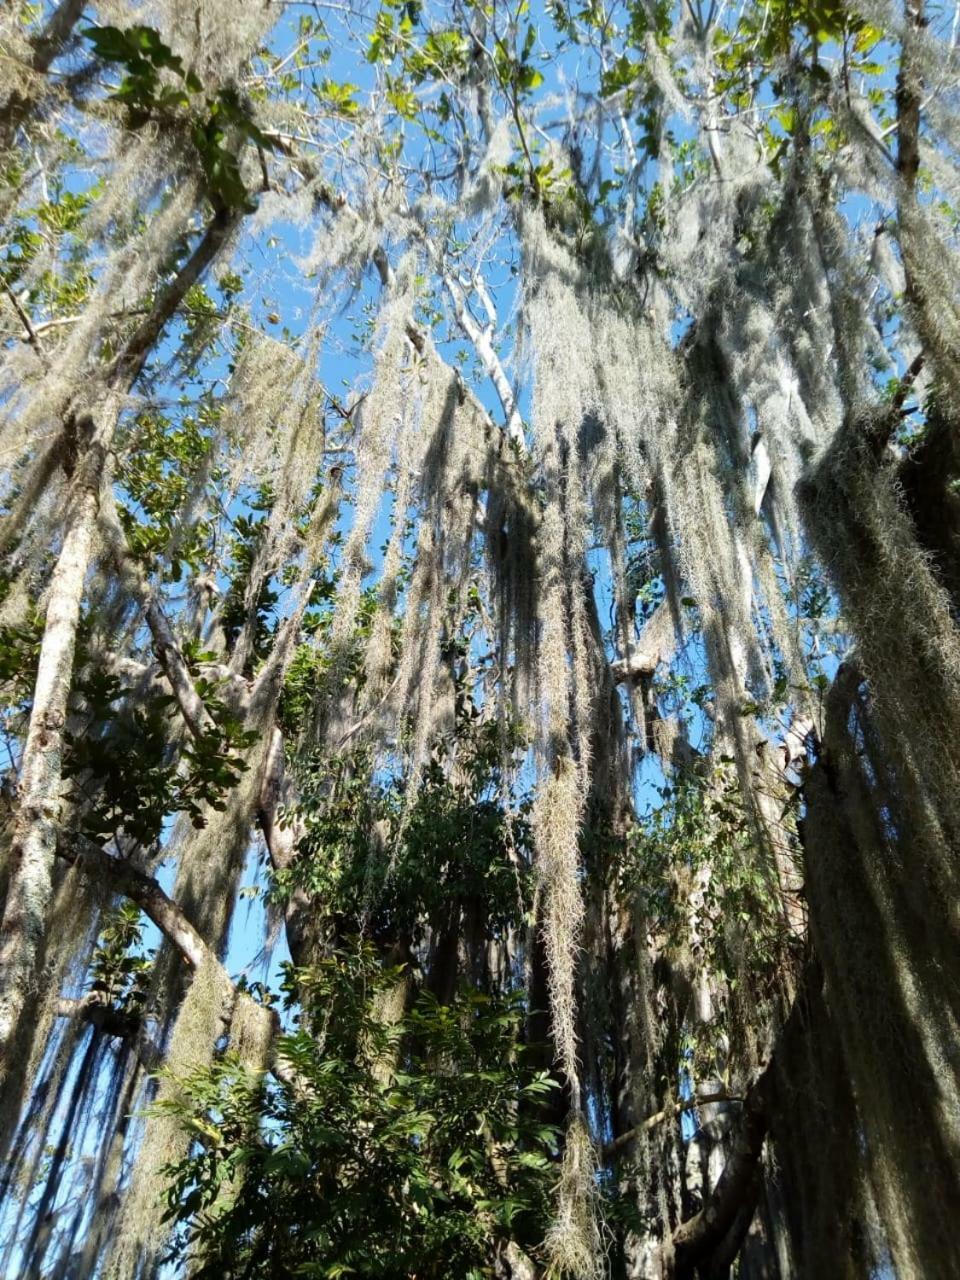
60 837 212 972
2 284 48 368
604 1092 742 1156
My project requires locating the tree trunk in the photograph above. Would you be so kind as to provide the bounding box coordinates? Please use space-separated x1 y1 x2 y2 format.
0 403 111 1062
0 208 240 1066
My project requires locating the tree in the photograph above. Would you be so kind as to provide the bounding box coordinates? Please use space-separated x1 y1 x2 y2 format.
0 0 958 1276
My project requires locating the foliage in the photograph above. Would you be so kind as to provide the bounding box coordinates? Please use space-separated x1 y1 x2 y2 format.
63 663 254 845
88 901 154 1016
159 944 558 1278
276 711 533 945
82 24 276 211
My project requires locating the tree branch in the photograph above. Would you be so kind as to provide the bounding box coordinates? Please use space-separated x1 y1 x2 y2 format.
604 1092 741 1156
56 993 161 1067
671 1072 770 1274
111 207 242 391
2 284 48 369
99 496 222 740
59 836 212 971
666 960 819 1276
56 835 304 1089
896 0 925 189
30 0 86 75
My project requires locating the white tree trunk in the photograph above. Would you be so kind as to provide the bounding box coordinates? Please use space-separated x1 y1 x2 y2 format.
0 400 113 1062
